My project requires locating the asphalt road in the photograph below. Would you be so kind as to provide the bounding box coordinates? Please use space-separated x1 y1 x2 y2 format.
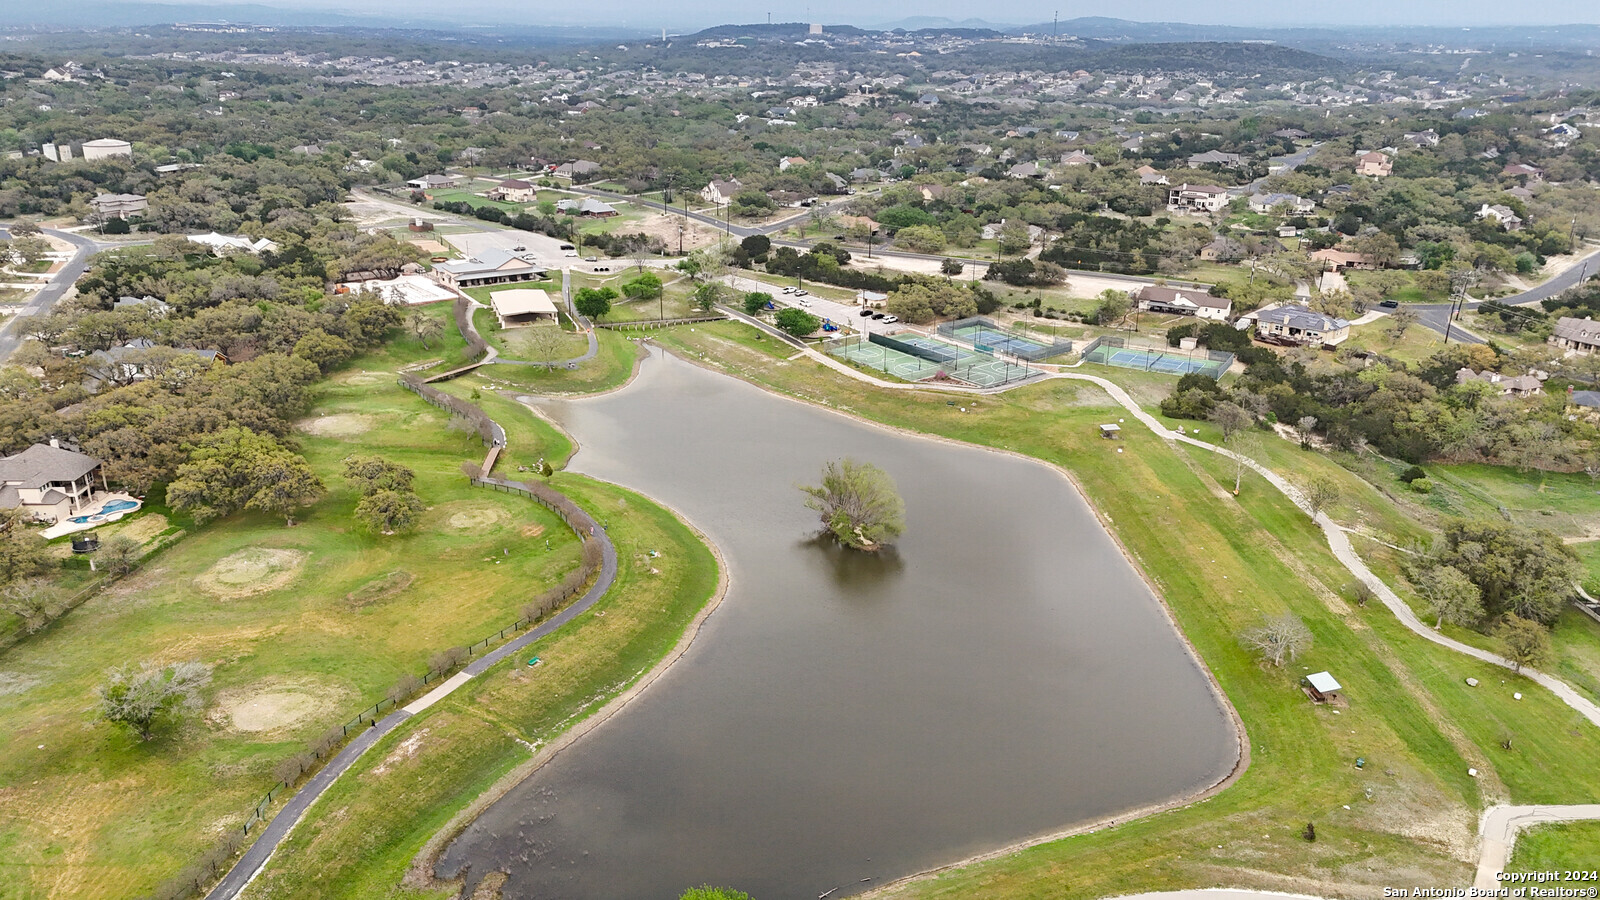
1409 244 1600 345
0 228 102 364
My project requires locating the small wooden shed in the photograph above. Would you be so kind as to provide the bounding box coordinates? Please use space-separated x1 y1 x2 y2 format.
1305 671 1341 702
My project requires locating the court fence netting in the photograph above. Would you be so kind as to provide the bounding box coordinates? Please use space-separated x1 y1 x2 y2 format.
936 316 1075 361
1078 334 1234 379
824 331 1044 389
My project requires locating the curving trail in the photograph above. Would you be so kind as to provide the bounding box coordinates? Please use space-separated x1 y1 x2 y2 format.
203 442 618 900
1473 804 1600 888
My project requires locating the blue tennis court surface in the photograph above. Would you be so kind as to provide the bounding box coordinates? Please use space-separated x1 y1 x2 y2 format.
1093 346 1227 377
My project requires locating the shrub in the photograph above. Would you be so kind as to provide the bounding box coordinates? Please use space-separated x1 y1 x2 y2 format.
1399 465 1428 484
1410 477 1434 494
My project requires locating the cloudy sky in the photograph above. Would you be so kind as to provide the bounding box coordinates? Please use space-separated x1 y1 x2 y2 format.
88 0 1600 28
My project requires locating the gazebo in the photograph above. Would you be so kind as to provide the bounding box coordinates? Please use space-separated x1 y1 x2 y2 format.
1099 424 1122 440
490 289 559 328
1305 671 1341 702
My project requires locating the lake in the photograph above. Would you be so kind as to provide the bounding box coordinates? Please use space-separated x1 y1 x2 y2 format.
437 348 1237 899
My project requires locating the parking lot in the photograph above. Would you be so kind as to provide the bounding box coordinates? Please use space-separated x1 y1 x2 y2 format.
444 228 574 269
727 274 895 334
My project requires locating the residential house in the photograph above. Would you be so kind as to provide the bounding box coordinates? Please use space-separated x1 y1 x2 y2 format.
0 442 105 523
701 178 743 206
916 184 951 202
1006 161 1044 179
1311 248 1376 271
430 249 547 290
1403 129 1441 147
113 295 169 315
1135 164 1168 185
1476 203 1523 231
187 232 278 255
1255 305 1351 347
1455 368 1543 397
1167 184 1230 214
917 93 940 106
1355 151 1392 177
405 174 463 191
555 198 618 218
487 179 537 203
1272 128 1309 140
767 190 816 208
1199 236 1245 261
1546 123 1581 147
87 338 222 386
980 220 1044 243
1059 150 1097 167
1133 285 1232 321
553 160 601 179
91 193 147 220
1568 389 1600 411
1551 317 1600 354
1187 149 1244 168
1501 162 1544 180
1249 193 1315 215
778 156 807 172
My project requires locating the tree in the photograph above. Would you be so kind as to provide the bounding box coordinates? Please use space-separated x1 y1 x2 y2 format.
343 455 415 495
97 535 141 576
743 291 773 316
167 428 325 526
1093 288 1130 326
1431 519 1579 625
0 509 50 587
1497 615 1551 673
521 325 572 367
292 328 355 374
1416 564 1483 630
693 282 726 312
1242 614 1313 667
621 272 663 302
97 661 213 741
1386 307 1419 340
800 458 905 551
998 221 1032 256
1209 401 1252 443
407 309 444 348
355 489 426 534
1303 476 1340 519
1294 415 1319 449
740 234 771 259
940 257 964 276
0 579 52 633
574 286 616 321
896 225 947 254
774 307 821 337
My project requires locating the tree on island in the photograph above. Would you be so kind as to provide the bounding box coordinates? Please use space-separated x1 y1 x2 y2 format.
800 458 905 552
680 887 753 900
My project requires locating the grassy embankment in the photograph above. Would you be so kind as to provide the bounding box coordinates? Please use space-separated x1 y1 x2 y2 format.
0 311 593 898
1506 821 1600 872
232 385 720 900
645 320 1600 897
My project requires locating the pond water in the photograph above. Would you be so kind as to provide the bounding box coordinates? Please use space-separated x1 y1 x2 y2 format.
437 348 1237 899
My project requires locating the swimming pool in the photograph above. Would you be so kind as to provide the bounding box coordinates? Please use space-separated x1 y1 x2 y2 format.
68 498 141 524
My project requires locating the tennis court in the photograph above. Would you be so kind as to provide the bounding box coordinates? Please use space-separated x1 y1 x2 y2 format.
827 334 1042 388
1087 345 1230 378
938 317 1075 361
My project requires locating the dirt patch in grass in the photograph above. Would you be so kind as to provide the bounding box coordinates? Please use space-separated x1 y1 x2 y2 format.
370 728 431 777
520 523 546 538
297 414 376 438
345 570 415 608
195 548 307 599
437 501 511 530
209 678 349 735
335 370 387 386
0 671 41 697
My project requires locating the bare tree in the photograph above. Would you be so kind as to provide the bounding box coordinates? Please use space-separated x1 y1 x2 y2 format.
0 579 53 633
1209 401 1252 443
1225 429 1265 495
1294 415 1319 449
1303 476 1340 519
521 325 571 369
97 661 214 740
1386 307 1419 340
1242 614 1314 667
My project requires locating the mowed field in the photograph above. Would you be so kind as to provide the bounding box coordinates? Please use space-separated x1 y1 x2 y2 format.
0 346 583 897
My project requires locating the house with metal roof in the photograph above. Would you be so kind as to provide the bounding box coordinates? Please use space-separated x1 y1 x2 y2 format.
430 249 547 290
1133 285 1232 321
1254 305 1350 347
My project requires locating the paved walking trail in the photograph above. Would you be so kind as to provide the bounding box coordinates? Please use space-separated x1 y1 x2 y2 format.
204 476 618 900
1474 804 1600 888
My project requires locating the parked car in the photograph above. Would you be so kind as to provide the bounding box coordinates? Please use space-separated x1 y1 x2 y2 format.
559 243 575 250
584 256 598 262
781 286 795 294
871 312 886 320
512 245 526 252
798 298 812 307
858 308 874 317
882 315 900 324
1378 299 1399 309
564 252 578 257
794 290 808 296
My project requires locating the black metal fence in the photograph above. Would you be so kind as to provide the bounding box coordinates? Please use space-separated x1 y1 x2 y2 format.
398 375 506 448
596 314 726 330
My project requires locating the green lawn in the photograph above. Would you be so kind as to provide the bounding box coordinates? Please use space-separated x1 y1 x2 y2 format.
1343 320 1449 365
472 329 642 394
1344 270 1451 304
1506 821 1600 872
230 365 722 900
0 355 586 898
645 321 1600 899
